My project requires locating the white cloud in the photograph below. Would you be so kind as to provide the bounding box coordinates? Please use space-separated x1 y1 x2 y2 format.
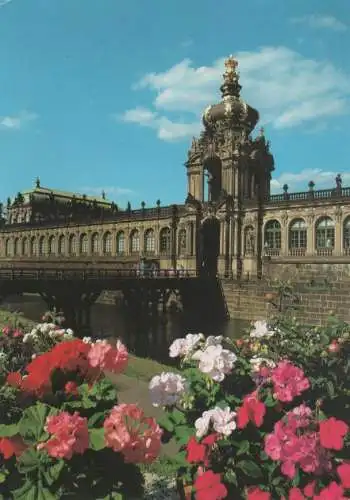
271 169 350 193
0 0 13 7
291 15 348 32
120 46 350 141
0 111 38 130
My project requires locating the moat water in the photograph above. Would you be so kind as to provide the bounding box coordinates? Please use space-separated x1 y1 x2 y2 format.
2 295 249 364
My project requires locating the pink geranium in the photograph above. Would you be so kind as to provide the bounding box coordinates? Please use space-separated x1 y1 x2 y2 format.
104 403 162 463
39 411 89 460
88 340 128 374
271 361 310 402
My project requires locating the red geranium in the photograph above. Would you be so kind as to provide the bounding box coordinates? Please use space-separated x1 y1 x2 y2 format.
6 371 22 388
319 418 349 451
247 487 271 500
237 392 266 429
313 481 345 500
337 462 350 489
186 437 207 464
0 436 27 459
194 470 227 500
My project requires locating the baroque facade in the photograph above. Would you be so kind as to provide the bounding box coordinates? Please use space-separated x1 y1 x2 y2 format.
1 56 350 278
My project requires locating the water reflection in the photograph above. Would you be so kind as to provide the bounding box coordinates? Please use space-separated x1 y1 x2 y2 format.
3 295 248 364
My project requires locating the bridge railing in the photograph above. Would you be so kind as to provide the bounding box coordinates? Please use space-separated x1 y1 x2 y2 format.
0 267 199 280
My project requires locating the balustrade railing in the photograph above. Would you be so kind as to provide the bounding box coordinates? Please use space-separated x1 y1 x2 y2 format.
267 187 350 204
0 267 199 280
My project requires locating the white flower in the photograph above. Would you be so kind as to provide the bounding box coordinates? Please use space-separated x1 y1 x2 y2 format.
250 320 275 339
169 333 204 359
192 345 237 382
23 333 33 344
0 351 7 362
250 356 276 373
83 337 92 344
204 336 223 348
149 372 187 407
62 332 74 340
195 406 237 438
195 409 214 438
38 323 56 334
66 328 74 336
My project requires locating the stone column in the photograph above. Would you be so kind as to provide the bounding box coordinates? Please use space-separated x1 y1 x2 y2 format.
306 215 315 256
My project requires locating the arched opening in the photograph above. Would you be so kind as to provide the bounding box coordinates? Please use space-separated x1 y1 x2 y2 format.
344 218 350 254
160 227 171 255
102 232 112 255
289 218 307 256
200 217 220 277
144 229 155 255
30 237 37 256
130 230 140 254
48 235 55 256
264 220 281 255
57 235 65 255
80 234 89 255
116 231 125 255
13 238 20 256
91 233 100 255
244 226 255 256
203 156 222 203
38 236 46 256
316 217 334 253
68 235 78 255
22 238 29 256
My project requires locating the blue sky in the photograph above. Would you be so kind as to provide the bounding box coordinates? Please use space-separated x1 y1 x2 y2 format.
0 0 349 208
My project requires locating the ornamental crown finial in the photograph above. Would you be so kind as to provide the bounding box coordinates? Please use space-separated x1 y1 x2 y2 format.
224 55 238 74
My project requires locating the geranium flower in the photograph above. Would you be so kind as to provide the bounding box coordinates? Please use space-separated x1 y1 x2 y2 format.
169 333 204 358
247 487 271 500
6 371 22 388
319 418 349 451
271 361 310 402
313 482 345 500
337 462 350 489
0 436 27 459
237 392 266 429
288 487 305 500
250 321 275 339
191 345 237 382
39 411 89 460
149 372 187 407
195 407 236 438
88 339 128 374
104 403 162 464
194 470 227 500
186 437 207 464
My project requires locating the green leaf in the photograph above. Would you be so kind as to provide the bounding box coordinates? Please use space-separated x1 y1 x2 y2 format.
12 480 38 500
326 381 335 399
175 426 193 446
88 412 106 427
17 448 41 474
172 450 188 467
0 472 6 484
42 460 65 486
19 403 53 443
158 415 174 433
37 486 57 500
89 428 106 451
224 469 238 486
237 460 263 478
0 423 19 437
237 440 250 456
170 409 186 425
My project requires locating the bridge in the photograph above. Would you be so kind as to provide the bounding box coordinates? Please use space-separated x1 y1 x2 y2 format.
0 264 227 335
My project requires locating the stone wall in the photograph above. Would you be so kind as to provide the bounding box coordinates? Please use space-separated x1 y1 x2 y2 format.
222 262 350 325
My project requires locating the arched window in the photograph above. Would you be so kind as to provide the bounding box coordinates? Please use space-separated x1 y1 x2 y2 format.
160 227 171 254
264 220 281 251
68 235 78 255
130 230 140 254
80 234 89 255
31 237 38 256
13 238 19 256
316 217 335 250
5 239 11 257
102 232 112 254
38 236 46 256
58 235 65 255
144 229 155 254
343 218 350 253
48 236 55 255
116 231 125 255
289 219 307 255
178 228 187 255
22 238 29 256
91 233 100 254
